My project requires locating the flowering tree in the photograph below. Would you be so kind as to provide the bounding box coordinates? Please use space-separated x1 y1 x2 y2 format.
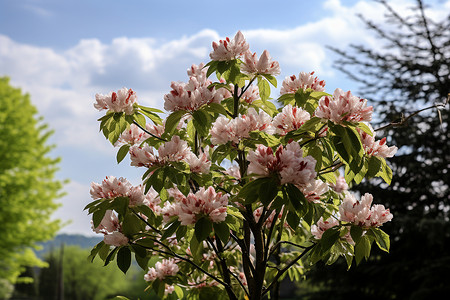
85 31 397 300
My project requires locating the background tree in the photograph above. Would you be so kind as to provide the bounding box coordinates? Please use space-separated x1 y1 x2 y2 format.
0 77 64 295
301 1 450 299
38 245 152 300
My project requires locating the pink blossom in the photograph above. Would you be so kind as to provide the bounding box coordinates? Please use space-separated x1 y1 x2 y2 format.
358 125 398 158
225 164 241 180
241 50 281 76
103 231 128 246
185 150 211 174
273 104 311 135
90 176 145 207
209 108 274 145
240 84 260 104
315 88 373 124
115 124 148 147
280 71 326 95
144 258 179 281
158 135 192 163
339 193 393 227
161 187 228 225
210 31 249 61
129 144 157 168
92 210 119 234
94 87 137 115
130 136 192 168
144 187 162 215
311 217 340 239
247 142 317 187
330 176 349 193
301 180 329 203
90 176 133 200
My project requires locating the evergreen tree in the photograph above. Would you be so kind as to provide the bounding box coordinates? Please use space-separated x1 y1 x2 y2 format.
302 1 450 299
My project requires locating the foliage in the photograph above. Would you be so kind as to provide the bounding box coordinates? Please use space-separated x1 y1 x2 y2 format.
304 0 450 299
86 32 398 300
0 77 64 287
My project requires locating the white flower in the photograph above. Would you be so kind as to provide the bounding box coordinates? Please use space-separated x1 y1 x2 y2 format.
210 31 249 61
94 87 137 115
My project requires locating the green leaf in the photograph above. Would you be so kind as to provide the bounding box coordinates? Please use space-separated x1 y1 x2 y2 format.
115 296 131 300
294 89 312 108
164 110 186 135
190 234 203 261
377 158 393 185
87 241 105 262
370 228 390 252
92 209 107 228
161 220 181 241
117 246 132 274
238 178 268 204
366 156 382 178
350 225 364 244
192 109 211 137
354 235 372 265
262 74 277 87
116 144 130 164
174 285 184 299
285 184 307 214
205 60 219 78
259 177 278 206
133 113 146 128
213 222 230 243
257 77 270 102
204 102 229 116
320 227 340 254
286 211 300 229
195 217 212 241
277 93 295 105
104 247 119 266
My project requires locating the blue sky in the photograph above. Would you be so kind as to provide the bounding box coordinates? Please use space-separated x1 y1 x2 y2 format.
1 0 449 236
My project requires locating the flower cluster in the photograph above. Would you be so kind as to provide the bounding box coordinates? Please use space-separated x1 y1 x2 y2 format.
144 258 179 281
241 50 281 76
247 142 317 186
162 187 228 225
94 87 137 115
209 31 249 61
210 108 274 145
92 210 128 246
339 193 393 227
164 63 227 112
130 135 211 174
280 71 326 95
315 88 373 124
358 125 398 158
272 104 311 135
90 176 145 207
311 217 353 244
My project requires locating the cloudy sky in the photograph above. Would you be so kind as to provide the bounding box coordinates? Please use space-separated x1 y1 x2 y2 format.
1 0 449 236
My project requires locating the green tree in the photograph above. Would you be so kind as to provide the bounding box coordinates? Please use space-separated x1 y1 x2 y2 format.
302 1 450 299
39 245 151 300
0 77 64 293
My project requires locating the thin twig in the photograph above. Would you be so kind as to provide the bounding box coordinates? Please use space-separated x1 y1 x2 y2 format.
132 121 167 142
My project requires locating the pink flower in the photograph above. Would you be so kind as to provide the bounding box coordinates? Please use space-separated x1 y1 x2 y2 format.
92 210 119 234
209 108 274 145
247 142 317 187
115 124 149 147
94 87 137 115
185 150 211 174
90 176 133 200
339 193 393 227
90 176 145 206
225 164 241 180
129 144 158 168
240 84 260 104
144 187 162 215
358 125 398 158
280 71 326 95
311 217 339 239
210 31 249 61
103 231 128 246
273 104 311 135
241 50 281 76
144 258 179 281
300 180 329 203
315 88 373 124
164 63 225 112
130 136 193 168
330 176 349 193
161 187 228 225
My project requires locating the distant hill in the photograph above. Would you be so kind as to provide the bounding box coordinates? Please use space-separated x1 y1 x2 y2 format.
36 233 101 258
